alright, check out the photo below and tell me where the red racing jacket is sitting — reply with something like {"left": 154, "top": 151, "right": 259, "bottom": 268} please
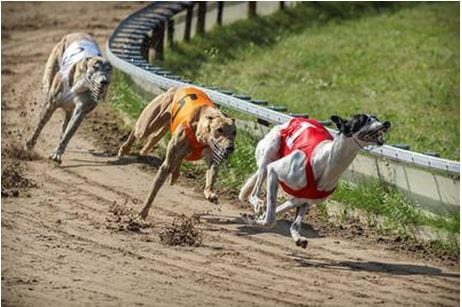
{"left": 278, "top": 117, "right": 335, "bottom": 199}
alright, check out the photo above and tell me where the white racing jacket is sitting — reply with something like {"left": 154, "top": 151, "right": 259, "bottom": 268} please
{"left": 60, "top": 39, "right": 102, "bottom": 81}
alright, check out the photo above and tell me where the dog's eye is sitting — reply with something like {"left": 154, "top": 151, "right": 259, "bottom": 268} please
{"left": 217, "top": 128, "right": 224, "bottom": 133}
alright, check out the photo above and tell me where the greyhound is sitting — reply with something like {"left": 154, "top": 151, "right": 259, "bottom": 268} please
{"left": 239, "top": 114, "right": 391, "bottom": 248}
{"left": 25, "top": 32, "right": 112, "bottom": 163}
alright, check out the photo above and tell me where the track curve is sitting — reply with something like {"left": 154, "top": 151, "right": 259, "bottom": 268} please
{"left": 1, "top": 3, "right": 459, "bottom": 306}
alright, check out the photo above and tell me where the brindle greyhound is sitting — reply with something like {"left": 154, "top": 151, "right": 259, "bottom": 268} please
{"left": 118, "top": 86, "right": 237, "bottom": 219}
{"left": 26, "top": 32, "right": 112, "bottom": 163}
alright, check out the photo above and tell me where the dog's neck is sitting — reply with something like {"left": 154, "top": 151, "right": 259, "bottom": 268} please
{"left": 314, "top": 133, "right": 363, "bottom": 191}
{"left": 195, "top": 107, "right": 212, "bottom": 145}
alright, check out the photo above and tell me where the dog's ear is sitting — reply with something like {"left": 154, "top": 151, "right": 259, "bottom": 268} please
{"left": 330, "top": 115, "right": 350, "bottom": 136}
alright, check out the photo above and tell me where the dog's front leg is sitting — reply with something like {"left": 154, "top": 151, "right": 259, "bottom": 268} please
{"left": 247, "top": 153, "right": 300, "bottom": 228}
{"left": 139, "top": 129, "right": 189, "bottom": 219}
{"left": 49, "top": 105, "right": 87, "bottom": 163}
{"left": 26, "top": 76, "right": 61, "bottom": 150}
{"left": 246, "top": 163, "right": 279, "bottom": 228}
{"left": 204, "top": 162, "right": 219, "bottom": 203}
{"left": 291, "top": 203, "right": 310, "bottom": 249}
{"left": 248, "top": 126, "right": 282, "bottom": 213}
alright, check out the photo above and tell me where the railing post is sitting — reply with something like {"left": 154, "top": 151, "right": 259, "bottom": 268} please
{"left": 151, "top": 22, "right": 165, "bottom": 61}
{"left": 167, "top": 18, "right": 174, "bottom": 47}
{"left": 184, "top": 4, "right": 193, "bottom": 42}
{"left": 280, "top": 1, "right": 285, "bottom": 10}
{"left": 217, "top": 1, "right": 224, "bottom": 25}
{"left": 248, "top": 1, "right": 257, "bottom": 18}
{"left": 142, "top": 29, "right": 153, "bottom": 60}
{"left": 197, "top": 2, "right": 207, "bottom": 35}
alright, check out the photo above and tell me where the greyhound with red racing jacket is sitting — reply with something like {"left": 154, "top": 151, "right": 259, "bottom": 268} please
{"left": 239, "top": 114, "right": 391, "bottom": 248}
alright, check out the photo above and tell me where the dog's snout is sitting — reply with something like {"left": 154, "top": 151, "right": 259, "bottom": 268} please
{"left": 226, "top": 145, "right": 235, "bottom": 154}
{"left": 100, "top": 79, "right": 108, "bottom": 86}
{"left": 383, "top": 121, "right": 391, "bottom": 130}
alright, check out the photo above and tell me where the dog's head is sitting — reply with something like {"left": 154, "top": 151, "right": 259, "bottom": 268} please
{"left": 74, "top": 56, "right": 112, "bottom": 102}
{"left": 199, "top": 109, "right": 237, "bottom": 165}
{"left": 85, "top": 57, "right": 112, "bottom": 102}
{"left": 331, "top": 114, "right": 391, "bottom": 146}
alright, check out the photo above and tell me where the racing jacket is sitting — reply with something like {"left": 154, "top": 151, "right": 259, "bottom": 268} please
{"left": 170, "top": 87, "right": 216, "bottom": 161}
{"left": 278, "top": 117, "right": 335, "bottom": 199}
{"left": 60, "top": 39, "right": 102, "bottom": 82}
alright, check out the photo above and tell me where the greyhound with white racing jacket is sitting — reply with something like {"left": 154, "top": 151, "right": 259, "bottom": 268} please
{"left": 239, "top": 114, "right": 391, "bottom": 248}
{"left": 25, "top": 32, "right": 112, "bottom": 163}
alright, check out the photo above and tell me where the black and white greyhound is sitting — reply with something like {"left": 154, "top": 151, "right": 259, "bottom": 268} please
{"left": 239, "top": 114, "right": 391, "bottom": 248}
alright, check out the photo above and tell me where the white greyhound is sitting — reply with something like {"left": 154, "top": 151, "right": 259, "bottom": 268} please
{"left": 239, "top": 114, "right": 391, "bottom": 248}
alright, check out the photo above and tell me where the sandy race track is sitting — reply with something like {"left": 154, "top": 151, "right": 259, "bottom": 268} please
{"left": 1, "top": 3, "right": 459, "bottom": 306}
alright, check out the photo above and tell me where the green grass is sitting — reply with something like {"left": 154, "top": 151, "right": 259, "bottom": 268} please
{"left": 333, "top": 180, "right": 459, "bottom": 235}
{"left": 160, "top": 2, "right": 460, "bottom": 160}
{"left": 110, "top": 71, "right": 149, "bottom": 117}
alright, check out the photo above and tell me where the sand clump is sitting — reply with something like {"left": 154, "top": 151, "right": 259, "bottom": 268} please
{"left": 2, "top": 139, "right": 41, "bottom": 161}
{"left": 106, "top": 200, "right": 152, "bottom": 233}
{"left": 1, "top": 160, "right": 36, "bottom": 197}
{"left": 159, "top": 214, "right": 203, "bottom": 247}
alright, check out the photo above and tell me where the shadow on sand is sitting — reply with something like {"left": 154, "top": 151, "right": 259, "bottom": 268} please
{"left": 60, "top": 150, "right": 163, "bottom": 169}
{"left": 289, "top": 253, "right": 460, "bottom": 278}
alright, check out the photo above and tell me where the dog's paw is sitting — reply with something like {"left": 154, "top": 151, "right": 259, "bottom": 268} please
{"left": 240, "top": 213, "right": 257, "bottom": 225}
{"left": 139, "top": 148, "right": 150, "bottom": 157}
{"left": 118, "top": 146, "right": 129, "bottom": 157}
{"left": 49, "top": 152, "right": 62, "bottom": 164}
{"left": 295, "top": 239, "right": 308, "bottom": 249}
{"left": 249, "top": 197, "right": 265, "bottom": 214}
{"left": 204, "top": 192, "right": 219, "bottom": 204}
{"left": 24, "top": 140, "right": 34, "bottom": 151}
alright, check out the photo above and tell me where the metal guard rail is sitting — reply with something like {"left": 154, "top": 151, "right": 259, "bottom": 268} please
{"left": 106, "top": 2, "right": 460, "bottom": 175}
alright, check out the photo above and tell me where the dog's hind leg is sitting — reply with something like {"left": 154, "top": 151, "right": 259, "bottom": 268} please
{"left": 139, "top": 125, "right": 168, "bottom": 156}
{"left": 169, "top": 164, "right": 181, "bottom": 186}
{"left": 139, "top": 127, "right": 190, "bottom": 219}
{"left": 118, "top": 130, "right": 136, "bottom": 157}
{"left": 238, "top": 172, "right": 257, "bottom": 203}
{"left": 26, "top": 102, "right": 57, "bottom": 150}
{"left": 42, "top": 39, "right": 65, "bottom": 98}
{"left": 275, "top": 198, "right": 305, "bottom": 216}
{"left": 26, "top": 76, "right": 64, "bottom": 150}
{"left": 134, "top": 87, "right": 176, "bottom": 140}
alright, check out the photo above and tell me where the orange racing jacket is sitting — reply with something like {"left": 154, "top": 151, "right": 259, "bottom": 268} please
{"left": 170, "top": 87, "right": 216, "bottom": 161}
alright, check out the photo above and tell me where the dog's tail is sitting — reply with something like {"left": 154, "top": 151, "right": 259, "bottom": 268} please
{"left": 238, "top": 172, "right": 257, "bottom": 203}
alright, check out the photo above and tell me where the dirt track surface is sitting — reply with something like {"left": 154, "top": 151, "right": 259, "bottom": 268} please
{"left": 1, "top": 3, "right": 459, "bottom": 306}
